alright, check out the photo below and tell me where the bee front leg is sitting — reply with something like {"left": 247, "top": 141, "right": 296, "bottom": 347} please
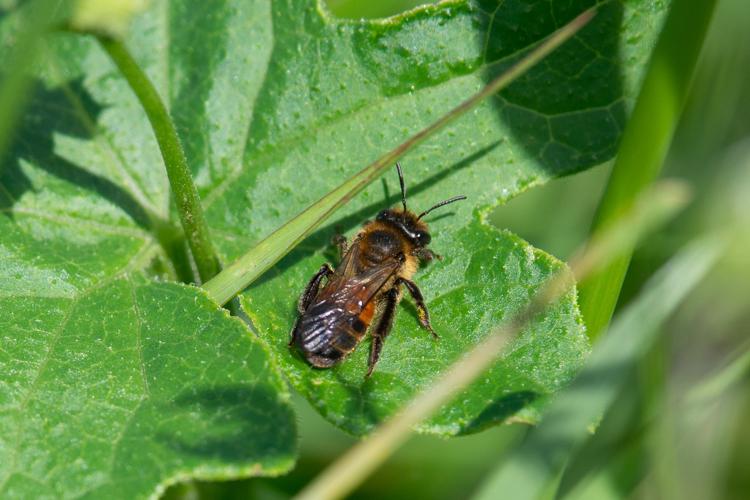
{"left": 332, "top": 232, "right": 348, "bottom": 260}
{"left": 367, "top": 287, "right": 400, "bottom": 377}
{"left": 397, "top": 277, "right": 438, "bottom": 338}
{"left": 415, "top": 248, "right": 442, "bottom": 262}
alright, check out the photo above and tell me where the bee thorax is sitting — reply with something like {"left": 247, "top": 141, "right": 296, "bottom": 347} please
{"left": 362, "top": 229, "right": 403, "bottom": 263}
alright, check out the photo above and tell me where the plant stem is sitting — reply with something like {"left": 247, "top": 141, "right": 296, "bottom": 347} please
{"left": 202, "top": 8, "right": 596, "bottom": 305}
{"left": 578, "top": 0, "right": 718, "bottom": 340}
{"left": 153, "top": 221, "right": 195, "bottom": 284}
{"left": 97, "top": 36, "right": 221, "bottom": 284}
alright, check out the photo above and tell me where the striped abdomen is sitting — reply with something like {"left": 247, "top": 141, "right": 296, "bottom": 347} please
{"left": 294, "top": 300, "right": 375, "bottom": 367}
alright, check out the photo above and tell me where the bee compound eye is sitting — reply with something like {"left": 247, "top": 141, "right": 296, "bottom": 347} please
{"left": 376, "top": 210, "right": 388, "bottom": 221}
{"left": 417, "top": 231, "right": 431, "bottom": 246}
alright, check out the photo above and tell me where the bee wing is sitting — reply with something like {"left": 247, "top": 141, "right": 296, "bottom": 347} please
{"left": 319, "top": 241, "right": 400, "bottom": 312}
{"left": 334, "top": 258, "right": 400, "bottom": 305}
{"left": 327, "top": 238, "right": 362, "bottom": 289}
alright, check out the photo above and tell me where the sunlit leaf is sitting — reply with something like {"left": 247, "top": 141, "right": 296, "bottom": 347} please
{"left": 0, "top": 278, "right": 295, "bottom": 498}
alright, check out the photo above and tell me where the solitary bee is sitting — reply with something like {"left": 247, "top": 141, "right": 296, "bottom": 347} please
{"left": 290, "top": 163, "right": 466, "bottom": 376}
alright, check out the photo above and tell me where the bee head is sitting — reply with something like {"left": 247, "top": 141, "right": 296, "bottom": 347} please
{"left": 375, "top": 162, "right": 466, "bottom": 248}
{"left": 376, "top": 209, "right": 431, "bottom": 247}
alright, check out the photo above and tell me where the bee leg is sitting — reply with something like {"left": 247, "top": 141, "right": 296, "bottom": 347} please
{"left": 298, "top": 263, "right": 333, "bottom": 311}
{"left": 415, "top": 248, "right": 442, "bottom": 262}
{"left": 298, "top": 264, "right": 334, "bottom": 315}
{"left": 367, "top": 287, "right": 400, "bottom": 377}
{"left": 332, "top": 232, "right": 348, "bottom": 259}
{"left": 397, "top": 277, "right": 438, "bottom": 338}
{"left": 288, "top": 319, "right": 300, "bottom": 348}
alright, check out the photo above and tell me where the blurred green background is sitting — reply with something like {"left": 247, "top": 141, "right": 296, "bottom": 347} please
{"left": 168, "top": 0, "right": 750, "bottom": 498}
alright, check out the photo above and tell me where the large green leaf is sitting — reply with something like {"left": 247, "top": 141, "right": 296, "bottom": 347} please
{"left": 246, "top": 218, "right": 588, "bottom": 435}
{"left": 0, "top": 2, "right": 294, "bottom": 494}
{"left": 203, "top": 0, "right": 666, "bottom": 259}
{"left": 0, "top": 277, "right": 295, "bottom": 498}
{"left": 219, "top": 0, "right": 666, "bottom": 436}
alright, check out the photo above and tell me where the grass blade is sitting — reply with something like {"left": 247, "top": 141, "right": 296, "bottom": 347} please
{"left": 578, "top": 0, "right": 719, "bottom": 340}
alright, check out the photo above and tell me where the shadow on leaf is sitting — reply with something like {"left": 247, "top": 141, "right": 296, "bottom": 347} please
{"left": 160, "top": 384, "right": 296, "bottom": 462}
{"left": 459, "top": 390, "right": 539, "bottom": 436}
{"left": 478, "top": 0, "right": 626, "bottom": 176}
{"left": 0, "top": 77, "right": 155, "bottom": 230}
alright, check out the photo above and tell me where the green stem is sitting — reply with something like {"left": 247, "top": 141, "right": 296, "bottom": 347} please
{"left": 578, "top": 0, "right": 718, "bottom": 340}
{"left": 97, "top": 36, "right": 221, "bottom": 284}
{"left": 202, "top": 8, "right": 595, "bottom": 306}
{"left": 153, "top": 221, "right": 194, "bottom": 284}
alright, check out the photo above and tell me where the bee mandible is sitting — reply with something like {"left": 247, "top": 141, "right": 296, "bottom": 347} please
{"left": 290, "top": 163, "right": 466, "bottom": 376}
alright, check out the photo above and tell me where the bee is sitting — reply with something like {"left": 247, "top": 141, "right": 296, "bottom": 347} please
{"left": 290, "top": 163, "right": 466, "bottom": 376}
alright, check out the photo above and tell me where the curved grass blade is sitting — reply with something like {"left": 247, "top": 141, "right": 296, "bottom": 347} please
{"left": 578, "top": 0, "right": 719, "bottom": 339}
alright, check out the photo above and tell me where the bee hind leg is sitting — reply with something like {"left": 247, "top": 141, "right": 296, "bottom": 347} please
{"left": 367, "top": 287, "right": 400, "bottom": 377}
{"left": 397, "top": 277, "right": 438, "bottom": 339}
{"left": 298, "top": 263, "right": 334, "bottom": 314}
{"left": 288, "top": 319, "right": 300, "bottom": 347}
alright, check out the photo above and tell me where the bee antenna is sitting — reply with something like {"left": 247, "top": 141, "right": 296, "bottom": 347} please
{"left": 417, "top": 195, "right": 467, "bottom": 220}
{"left": 396, "top": 162, "right": 407, "bottom": 212}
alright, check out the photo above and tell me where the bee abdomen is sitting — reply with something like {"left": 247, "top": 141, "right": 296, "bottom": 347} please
{"left": 336, "top": 322, "right": 357, "bottom": 342}
{"left": 295, "top": 298, "right": 376, "bottom": 367}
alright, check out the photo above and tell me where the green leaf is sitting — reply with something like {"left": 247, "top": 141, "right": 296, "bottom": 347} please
{"left": 1, "top": 2, "right": 297, "bottom": 493}
{"left": 211, "top": 0, "right": 667, "bottom": 436}
{"left": 246, "top": 218, "right": 588, "bottom": 436}
{"left": 0, "top": 277, "right": 296, "bottom": 498}
{"left": 202, "top": 0, "right": 669, "bottom": 261}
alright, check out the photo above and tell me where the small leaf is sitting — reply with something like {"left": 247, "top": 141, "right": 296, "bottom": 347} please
{"left": 244, "top": 217, "right": 589, "bottom": 436}
{"left": 0, "top": 277, "right": 296, "bottom": 499}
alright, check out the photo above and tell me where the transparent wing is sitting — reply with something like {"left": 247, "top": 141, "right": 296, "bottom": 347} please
{"left": 318, "top": 242, "right": 400, "bottom": 313}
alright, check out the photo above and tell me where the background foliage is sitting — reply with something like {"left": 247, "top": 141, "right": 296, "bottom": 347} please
{"left": 0, "top": 0, "right": 747, "bottom": 498}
